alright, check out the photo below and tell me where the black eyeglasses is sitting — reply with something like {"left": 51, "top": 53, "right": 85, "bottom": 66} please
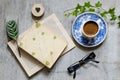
{"left": 67, "top": 52, "right": 99, "bottom": 79}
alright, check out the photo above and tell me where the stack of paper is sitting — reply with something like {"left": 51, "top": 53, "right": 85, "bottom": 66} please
{"left": 8, "top": 14, "right": 75, "bottom": 77}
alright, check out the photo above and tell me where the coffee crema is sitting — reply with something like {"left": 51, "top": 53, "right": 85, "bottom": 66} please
{"left": 83, "top": 21, "right": 98, "bottom": 36}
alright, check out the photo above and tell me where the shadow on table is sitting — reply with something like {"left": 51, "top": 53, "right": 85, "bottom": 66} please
{"left": 31, "top": 13, "right": 44, "bottom": 21}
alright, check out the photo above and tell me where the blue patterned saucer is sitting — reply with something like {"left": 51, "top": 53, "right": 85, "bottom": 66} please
{"left": 72, "top": 12, "right": 107, "bottom": 47}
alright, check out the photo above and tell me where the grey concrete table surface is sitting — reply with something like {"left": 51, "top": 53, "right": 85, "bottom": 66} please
{"left": 0, "top": 0, "right": 120, "bottom": 80}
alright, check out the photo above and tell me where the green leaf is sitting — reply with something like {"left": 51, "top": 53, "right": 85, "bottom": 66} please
{"left": 88, "top": 8, "right": 95, "bottom": 12}
{"left": 80, "top": 6, "right": 85, "bottom": 13}
{"left": 64, "top": 14, "right": 67, "bottom": 17}
{"left": 110, "top": 14, "right": 117, "bottom": 20}
{"left": 72, "top": 9, "right": 78, "bottom": 16}
{"left": 95, "top": 1, "right": 102, "bottom": 7}
{"left": 64, "top": 13, "right": 71, "bottom": 17}
{"left": 72, "top": 3, "right": 84, "bottom": 16}
{"left": 108, "top": 8, "right": 116, "bottom": 20}
{"left": 76, "top": 3, "right": 81, "bottom": 10}
{"left": 108, "top": 8, "right": 115, "bottom": 15}
{"left": 100, "top": 11, "right": 108, "bottom": 18}
{"left": 118, "top": 15, "right": 120, "bottom": 20}
{"left": 6, "top": 20, "right": 18, "bottom": 40}
{"left": 84, "top": 1, "right": 91, "bottom": 8}
{"left": 117, "top": 22, "right": 120, "bottom": 28}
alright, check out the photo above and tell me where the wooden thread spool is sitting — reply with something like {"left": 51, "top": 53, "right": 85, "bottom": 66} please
{"left": 32, "top": 4, "right": 44, "bottom": 17}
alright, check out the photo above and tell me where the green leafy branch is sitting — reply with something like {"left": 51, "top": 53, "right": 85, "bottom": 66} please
{"left": 64, "top": 1, "right": 120, "bottom": 28}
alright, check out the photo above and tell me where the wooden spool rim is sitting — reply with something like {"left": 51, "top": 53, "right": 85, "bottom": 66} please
{"left": 32, "top": 4, "right": 44, "bottom": 17}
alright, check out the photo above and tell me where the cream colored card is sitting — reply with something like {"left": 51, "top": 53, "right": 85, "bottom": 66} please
{"left": 8, "top": 14, "right": 75, "bottom": 77}
{"left": 19, "top": 23, "right": 67, "bottom": 68}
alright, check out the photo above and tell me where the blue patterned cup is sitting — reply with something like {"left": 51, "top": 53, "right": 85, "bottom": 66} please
{"left": 72, "top": 12, "right": 107, "bottom": 47}
{"left": 81, "top": 20, "right": 100, "bottom": 43}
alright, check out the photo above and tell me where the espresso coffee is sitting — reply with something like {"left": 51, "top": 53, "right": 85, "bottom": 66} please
{"left": 83, "top": 21, "right": 98, "bottom": 36}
